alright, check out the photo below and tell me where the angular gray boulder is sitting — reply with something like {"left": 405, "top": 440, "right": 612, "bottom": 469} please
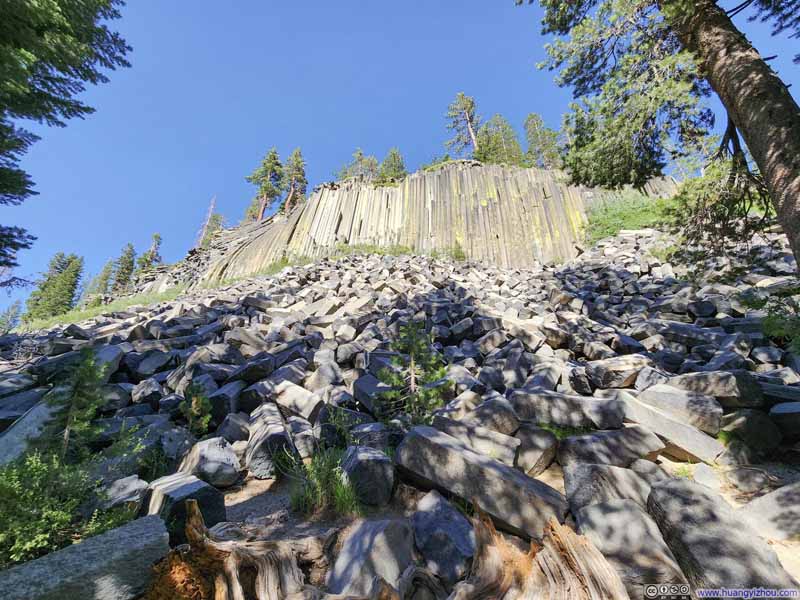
{"left": 647, "top": 478, "right": 797, "bottom": 590}
{"left": 620, "top": 390, "right": 724, "bottom": 464}
{"left": 737, "top": 481, "right": 800, "bottom": 541}
{"left": 141, "top": 472, "right": 226, "bottom": 545}
{"left": 326, "top": 518, "right": 415, "bottom": 596}
{"left": 0, "top": 515, "right": 169, "bottom": 600}
{"left": 341, "top": 445, "right": 394, "bottom": 506}
{"left": 563, "top": 463, "right": 651, "bottom": 513}
{"left": 395, "top": 426, "right": 567, "bottom": 540}
{"left": 509, "top": 388, "right": 624, "bottom": 429}
{"left": 432, "top": 414, "right": 520, "bottom": 465}
{"left": 557, "top": 424, "right": 664, "bottom": 467}
{"left": 638, "top": 384, "right": 722, "bottom": 435}
{"left": 668, "top": 370, "right": 764, "bottom": 408}
{"left": 180, "top": 436, "right": 240, "bottom": 488}
{"left": 576, "top": 500, "right": 687, "bottom": 599}
{"left": 514, "top": 423, "right": 557, "bottom": 475}
{"left": 411, "top": 490, "right": 475, "bottom": 589}
{"left": 585, "top": 354, "right": 651, "bottom": 388}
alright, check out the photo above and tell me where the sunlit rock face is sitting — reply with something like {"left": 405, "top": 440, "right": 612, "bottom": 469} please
{"left": 138, "top": 162, "right": 676, "bottom": 293}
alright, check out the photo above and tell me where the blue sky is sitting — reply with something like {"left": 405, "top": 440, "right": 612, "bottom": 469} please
{"left": 5, "top": 1, "right": 799, "bottom": 309}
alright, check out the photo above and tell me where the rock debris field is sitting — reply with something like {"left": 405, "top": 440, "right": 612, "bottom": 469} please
{"left": 1, "top": 228, "right": 799, "bottom": 599}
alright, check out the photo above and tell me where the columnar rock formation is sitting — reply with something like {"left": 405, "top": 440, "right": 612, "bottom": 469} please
{"left": 138, "top": 163, "right": 676, "bottom": 292}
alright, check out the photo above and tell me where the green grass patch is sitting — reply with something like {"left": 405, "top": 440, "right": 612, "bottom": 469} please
{"left": 716, "top": 429, "right": 739, "bottom": 447}
{"left": 287, "top": 448, "right": 362, "bottom": 517}
{"left": 18, "top": 287, "right": 187, "bottom": 332}
{"left": 585, "top": 190, "right": 679, "bottom": 246}
{"left": 333, "top": 243, "right": 414, "bottom": 257}
{"left": 536, "top": 422, "right": 594, "bottom": 440}
{"left": 673, "top": 464, "right": 693, "bottom": 478}
{"left": 255, "top": 254, "right": 314, "bottom": 277}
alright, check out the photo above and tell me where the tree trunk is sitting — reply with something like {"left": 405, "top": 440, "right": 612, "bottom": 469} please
{"left": 449, "top": 508, "right": 629, "bottom": 599}
{"left": 257, "top": 194, "right": 268, "bottom": 221}
{"left": 466, "top": 112, "right": 479, "bottom": 154}
{"left": 660, "top": 0, "right": 800, "bottom": 262}
{"left": 284, "top": 182, "right": 296, "bottom": 214}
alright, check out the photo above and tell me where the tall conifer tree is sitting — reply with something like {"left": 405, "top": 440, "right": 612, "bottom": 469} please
{"left": 111, "top": 243, "right": 135, "bottom": 295}
{"left": 282, "top": 148, "right": 308, "bottom": 212}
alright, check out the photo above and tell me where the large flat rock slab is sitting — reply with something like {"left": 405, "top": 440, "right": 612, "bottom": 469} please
{"left": 0, "top": 516, "right": 169, "bottom": 600}
{"left": 647, "top": 479, "right": 797, "bottom": 590}
{"left": 618, "top": 390, "right": 724, "bottom": 464}
{"left": 557, "top": 424, "right": 664, "bottom": 467}
{"left": 737, "top": 481, "right": 800, "bottom": 541}
{"left": 509, "top": 388, "right": 624, "bottom": 429}
{"left": 576, "top": 499, "right": 687, "bottom": 599}
{"left": 395, "top": 425, "right": 567, "bottom": 540}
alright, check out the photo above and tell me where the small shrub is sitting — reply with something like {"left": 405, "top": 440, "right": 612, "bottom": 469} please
{"left": 287, "top": 448, "right": 361, "bottom": 517}
{"left": 673, "top": 464, "right": 693, "bottom": 478}
{"left": 378, "top": 320, "right": 450, "bottom": 424}
{"left": 740, "top": 285, "right": 800, "bottom": 354}
{"left": 0, "top": 452, "right": 134, "bottom": 568}
{"left": 179, "top": 383, "right": 212, "bottom": 436}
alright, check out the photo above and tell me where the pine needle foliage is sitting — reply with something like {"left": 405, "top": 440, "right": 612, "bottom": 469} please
{"left": 377, "top": 320, "right": 449, "bottom": 424}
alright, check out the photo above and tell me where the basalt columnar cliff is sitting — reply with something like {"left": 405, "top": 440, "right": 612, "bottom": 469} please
{"left": 138, "top": 162, "right": 676, "bottom": 292}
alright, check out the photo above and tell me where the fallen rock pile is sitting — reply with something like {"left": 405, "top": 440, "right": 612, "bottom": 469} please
{"left": 1, "top": 227, "right": 799, "bottom": 598}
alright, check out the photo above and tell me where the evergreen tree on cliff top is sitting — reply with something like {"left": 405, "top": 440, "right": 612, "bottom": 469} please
{"left": 445, "top": 93, "right": 482, "bottom": 158}
{"left": 517, "top": 0, "right": 800, "bottom": 259}
{"left": 377, "top": 148, "right": 408, "bottom": 184}
{"left": 0, "top": 1, "right": 130, "bottom": 287}
{"left": 111, "top": 243, "right": 135, "bottom": 294}
{"left": 474, "top": 115, "right": 526, "bottom": 167}
{"left": 338, "top": 148, "right": 379, "bottom": 181}
{"left": 282, "top": 148, "right": 308, "bottom": 213}
{"left": 135, "top": 233, "right": 163, "bottom": 274}
{"left": 246, "top": 148, "right": 283, "bottom": 221}
{"left": 524, "top": 113, "right": 562, "bottom": 170}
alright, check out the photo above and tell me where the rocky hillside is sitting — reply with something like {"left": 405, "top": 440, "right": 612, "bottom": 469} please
{"left": 0, "top": 228, "right": 799, "bottom": 599}
{"left": 136, "top": 162, "right": 677, "bottom": 293}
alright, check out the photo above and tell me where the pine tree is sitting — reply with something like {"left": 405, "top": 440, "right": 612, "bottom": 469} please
{"left": 445, "top": 93, "right": 482, "bottom": 157}
{"left": 0, "top": 1, "right": 130, "bottom": 286}
{"left": 0, "top": 300, "right": 21, "bottom": 334}
{"left": 23, "top": 253, "right": 83, "bottom": 322}
{"left": 24, "top": 253, "right": 70, "bottom": 321}
{"left": 519, "top": 0, "right": 800, "bottom": 260}
{"left": 337, "top": 148, "right": 379, "bottom": 181}
{"left": 111, "top": 243, "right": 135, "bottom": 295}
{"left": 87, "top": 260, "right": 114, "bottom": 296}
{"left": 246, "top": 148, "right": 284, "bottom": 221}
{"left": 282, "top": 148, "right": 308, "bottom": 213}
{"left": 377, "top": 148, "right": 408, "bottom": 184}
{"left": 135, "top": 233, "right": 163, "bottom": 274}
{"left": 524, "top": 113, "right": 562, "bottom": 169}
{"left": 474, "top": 115, "right": 526, "bottom": 167}
{"left": 200, "top": 214, "right": 224, "bottom": 248}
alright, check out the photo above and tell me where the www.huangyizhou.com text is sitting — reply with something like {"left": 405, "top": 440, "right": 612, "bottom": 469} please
{"left": 696, "top": 588, "right": 800, "bottom": 599}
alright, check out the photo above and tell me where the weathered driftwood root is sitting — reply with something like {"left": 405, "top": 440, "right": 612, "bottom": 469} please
{"left": 144, "top": 500, "right": 440, "bottom": 600}
{"left": 145, "top": 500, "right": 626, "bottom": 600}
{"left": 448, "top": 508, "right": 630, "bottom": 600}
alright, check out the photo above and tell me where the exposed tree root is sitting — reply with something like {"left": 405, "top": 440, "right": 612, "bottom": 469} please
{"left": 449, "top": 507, "right": 630, "bottom": 600}
{"left": 145, "top": 500, "right": 627, "bottom": 600}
